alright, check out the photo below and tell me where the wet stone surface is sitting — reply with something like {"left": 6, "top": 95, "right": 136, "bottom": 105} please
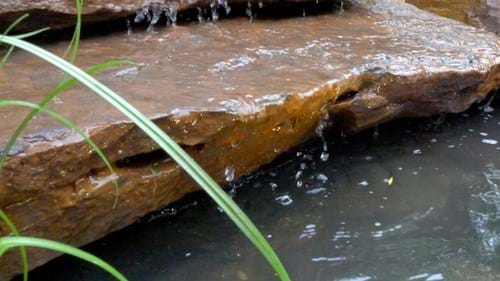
{"left": 405, "top": 0, "right": 500, "bottom": 34}
{"left": 0, "top": 0, "right": 341, "bottom": 31}
{"left": 0, "top": 0, "right": 499, "bottom": 278}
{"left": 22, "top": 95, "right": 500, "bottom": 281}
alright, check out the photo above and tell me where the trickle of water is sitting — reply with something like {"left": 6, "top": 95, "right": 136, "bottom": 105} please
{"left": 135, "top": 6, "right": 149, "bottom": 23}
{"left": 225, "top": 166, "right": 235, "bottom": 182}
{"left": 126, "top": 19, "right": 133, "bottom": 35}
{"left": 165, "top": 5, "right": 178, "bottom": 26}
{"left": 210, "top": 1, "right": 219, "bottom": 22}
{"left": 482, "top": 92, "right": 497, "bottom": 113}
{"left": 219, "top": 0, "right": 231, "bottom": 15}
{"left": 315, "top": 111, "right": 331, "bottom": 162}
{"left": 150, "top": 3, "right": 163, "bottom": 25}
{"left": 246, "top": 2, "right": 253, "bottom": 20}
{"left": 197, "top": 7, "right": 204, "bottom": 23}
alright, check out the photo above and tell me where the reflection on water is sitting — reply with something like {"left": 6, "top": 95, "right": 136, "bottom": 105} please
{"left": 25, "top": 100, "right": 500, "bottom": 280}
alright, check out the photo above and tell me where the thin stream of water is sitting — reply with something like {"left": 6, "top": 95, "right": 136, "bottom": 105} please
{"left": 24, "top": 99, "right": 500, "bottom": 281}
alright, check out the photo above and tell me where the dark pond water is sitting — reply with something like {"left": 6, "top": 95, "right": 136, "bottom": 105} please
{"left": 24, "top": 96, "right": 500, "bottom": 281}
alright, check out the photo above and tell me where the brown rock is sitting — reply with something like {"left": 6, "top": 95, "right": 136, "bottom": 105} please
{"left": 0, "top": 0, "right": 341, "bottom": 31}
{"left": 0, "top": 0, "right": 499, "bottom": 279}
{"left": 405, "top": 0, "right": 500, "bottom": 34}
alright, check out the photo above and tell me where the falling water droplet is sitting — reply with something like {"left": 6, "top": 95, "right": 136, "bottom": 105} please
{"left": 246, "top": 2, "right": 253, "bottom": 20}
{"left": 225, "top": 166, "right": 235, "bottom": 182}
{"left": 210, "top": 0, "right": 219, "bottom": 22}
{"left": 197, "top": 7, "right": 204, "bottom": 23}
{"left": 320, "top": 151, "right": 329, "bottom": 161}
{"left": 126, "top": 19, "right": 133, "bottom": 35}
{"left": 315, "top": 111, "right": 330, "bottom": 162}
{"left": 219, "top": 0, "right": 231, "bottom": 14}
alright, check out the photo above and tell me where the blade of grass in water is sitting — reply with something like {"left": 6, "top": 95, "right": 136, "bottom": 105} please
{"left": 0, "top": 99, "right": 117, "bottom": 206}
{"left": 0, "top": 237, "right": 127, "bottom": 281}
{"left": 0, "top": 210, "right": 28, "bottom": 281}
{"left": 0, "top": 35, "right": 292, "bottom": 281}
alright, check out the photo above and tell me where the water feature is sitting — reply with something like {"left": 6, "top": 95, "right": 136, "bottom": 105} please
{"left": 20, "top": 94, "right": 500, "bottom": 280}
{"left": 1, "top": 0, "right": 499, "bottom": 278}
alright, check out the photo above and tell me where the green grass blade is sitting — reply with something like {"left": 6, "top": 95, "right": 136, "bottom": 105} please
{"left": 0, "top": 46, "right": 15, "bottom": 68}
{"left": 0, "top": 237, "right": 127, "bottom": 281}
{"left": 64, "top": 0, "right": 82, "bottom": 63}
{"left": 2, "top": 14, "right": 29, "bottom": 36}
{"left": 12, "top": 27, "right": 50, "bottom": 40}
{"left": 0, "top": 60, "right": 133, "bottom": 208}
{"left": 0, "top": 35, "right": 291, "bottom": 281}
{"left": 0, "top": 210, "right": 28, "bottom": 281}
{"left": 0, "top": 100, "right": 118, "bottom": 207}
{"left": 1, "top": 26, "right": 50, "bottom": 68}
{"left": 0, "top": 13, "right": 29, "bottom": 69}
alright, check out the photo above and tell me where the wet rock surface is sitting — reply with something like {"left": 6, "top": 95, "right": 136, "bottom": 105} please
{"left": 0, "top": 0, "right": 499, "bottom": 278}
{"left": 405, "top": 0, "right": 500, "bottom": 34}
{"left": 0, "top": 0, "right": 341, "bottom": 31}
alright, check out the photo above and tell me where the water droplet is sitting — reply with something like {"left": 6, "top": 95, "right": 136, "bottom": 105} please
{"left": 225, "top": 166, "right": 235, "bottom": 182}
{"left": 320, "top": 151, "right": 329, "bottom": 161}
{"left": 358, "top": 181, "right": 368, "bottom": 187}
{"left": 275, "top": 194, "right": 293, "bottom": 206}
{"left": 316, "top": 173, "right": 329, "bottom": 182}
{"left": 296, "top": 180, "right": 303, "bottom": 188}
{"left": 482, "top": 139, "right": 498, "bottom": 145}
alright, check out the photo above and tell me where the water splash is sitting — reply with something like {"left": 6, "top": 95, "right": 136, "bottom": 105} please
{"left": 469, "top": 168, "right": 500, "bottom": 256}
{"left": 275, "top": 194, "right": 293, "bottom": 206}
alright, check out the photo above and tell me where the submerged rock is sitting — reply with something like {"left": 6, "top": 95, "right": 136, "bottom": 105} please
{"left": 0, "top": 0, "right": 499, "bottom": 278}
{"left": 405, "top": 0, "right": 500, "bottom": 34}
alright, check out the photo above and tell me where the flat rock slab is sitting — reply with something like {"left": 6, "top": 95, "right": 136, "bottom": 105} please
{"left": 0, "top": 0, "right": 499, "bottom": 278}
{"left": 406, "top": 0, "right": 500, "bottom": 34}
{"left": 0, "top": 0, "right": 340, "bottom": 31}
